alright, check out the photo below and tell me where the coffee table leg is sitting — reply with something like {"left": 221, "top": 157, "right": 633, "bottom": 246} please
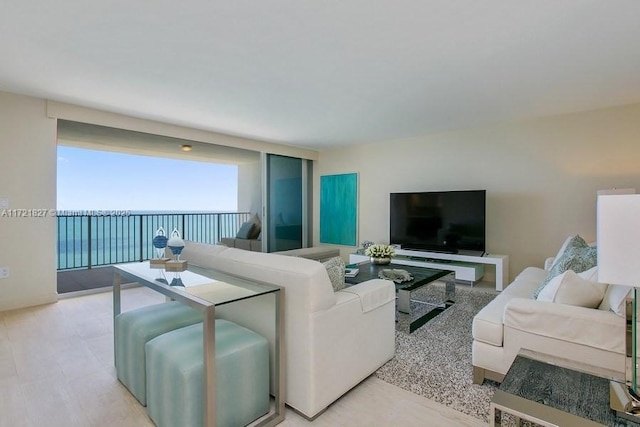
{"left": 398, "top": 289, "right": 410, "bottom": 314}
{"left": 445, "top": 277, "right": 455, "bottom": 303}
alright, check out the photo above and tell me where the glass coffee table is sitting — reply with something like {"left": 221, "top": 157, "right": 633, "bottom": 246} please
{"left": 346, "top": 261, "right": 453, "bottom": 333}
{"left": 113, "top": 261, "right": 285, "bottom": 427}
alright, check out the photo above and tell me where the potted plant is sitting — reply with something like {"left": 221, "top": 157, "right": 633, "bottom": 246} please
{"left": 365, "top": 244, "right": 396, "bottom": 265}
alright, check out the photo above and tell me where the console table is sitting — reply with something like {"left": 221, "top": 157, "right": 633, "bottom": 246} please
{"left": 350, "top": 249, "right": 509, "bottom": 291}
{"left": 113, "top": 261, "right": 285, "bottom": 427}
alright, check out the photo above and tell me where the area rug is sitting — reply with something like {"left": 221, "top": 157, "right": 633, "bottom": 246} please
{"left": 375, "top": 283, "right": 499, "bottom": 423}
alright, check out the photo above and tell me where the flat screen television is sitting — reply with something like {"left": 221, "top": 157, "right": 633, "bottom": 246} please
{"left": 390, "top": 190, "right": 486, "bottom": 255}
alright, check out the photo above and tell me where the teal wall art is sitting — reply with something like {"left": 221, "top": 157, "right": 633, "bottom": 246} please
{"left": 320, "top": 172, "right": 358, "bottom": 246}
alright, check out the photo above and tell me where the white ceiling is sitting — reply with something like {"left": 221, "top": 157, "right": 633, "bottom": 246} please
{"left": 2, "top": 1, "right": 640, "bottom": 150}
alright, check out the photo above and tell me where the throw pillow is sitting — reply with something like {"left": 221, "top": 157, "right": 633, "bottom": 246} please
{"left": 598, "top": 284, "right": 632, "bottom": 316}
{"left": 248, "top": 213, "right": 262, "bottom": 239}
{"left": 536, "top": 270, "right": 607, "bottom": 308}
{"left": 235, "top": 221, "right": 255, "bottom": 239}
{"left": 551, "top": 235, "right": 590, "bottom": 267}
{"left": 578, "top": 266, "right": 599, "bottom": 282}
{"left": 323, "top": 256, "right": 346, "bottom": 291}
{"left": 533, "top": 245, "right": 597, "bottom": 299}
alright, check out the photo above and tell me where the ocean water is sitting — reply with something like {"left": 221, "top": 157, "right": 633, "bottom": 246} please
{"left": 56, "top": 211, "right": 250, "bottom": 270}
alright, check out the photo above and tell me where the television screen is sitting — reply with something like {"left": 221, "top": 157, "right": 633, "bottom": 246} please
{"left": 390, "top": 190, "right": 486, "bottom": 255}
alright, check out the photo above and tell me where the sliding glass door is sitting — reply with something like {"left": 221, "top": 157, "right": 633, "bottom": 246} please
{"left": 263, "top": 154, "right": 310, "bottom": 252}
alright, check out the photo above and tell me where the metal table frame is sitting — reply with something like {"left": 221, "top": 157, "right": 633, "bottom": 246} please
{"left": 113, "top": 262, "right": 285, "bottom": 427}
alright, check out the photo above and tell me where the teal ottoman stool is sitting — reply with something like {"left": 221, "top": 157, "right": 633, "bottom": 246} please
{"left": 145, "top": 319, "right": 270, "bottom": 427}
{"left": 115, "top": 301, "right": 202, "bottom": 405}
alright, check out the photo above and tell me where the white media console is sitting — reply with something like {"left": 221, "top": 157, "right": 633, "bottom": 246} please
{"left": 349, "top": 248, "right": 509, "bottom": 291}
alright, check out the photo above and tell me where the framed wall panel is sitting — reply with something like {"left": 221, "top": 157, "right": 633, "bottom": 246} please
{"left": 320, "top": 172, "right": 358, "bottom": 246}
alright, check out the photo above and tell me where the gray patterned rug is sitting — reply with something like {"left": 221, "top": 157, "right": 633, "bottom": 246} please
{"left": 375, "top": 283, "right": 499, "bottom": 423}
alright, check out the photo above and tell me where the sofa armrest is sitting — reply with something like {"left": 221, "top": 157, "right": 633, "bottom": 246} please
{"left": 504, "top": 298, "right": 625, "bottom": 353}
{"left": 339, "top": 279, "right": 395, "bottom": 313}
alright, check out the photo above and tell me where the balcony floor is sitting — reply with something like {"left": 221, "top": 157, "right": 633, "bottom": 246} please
{"left": 57, "top": 266, "right": 115, "bottom": 294}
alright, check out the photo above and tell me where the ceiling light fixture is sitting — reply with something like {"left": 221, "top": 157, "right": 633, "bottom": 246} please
{"left": 181, "top": 144, "right": 192, "bottom": 152}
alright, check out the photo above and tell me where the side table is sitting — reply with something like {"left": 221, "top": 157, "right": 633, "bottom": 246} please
{"left": 491, "top": 351, "right": 639, "bottom": 427}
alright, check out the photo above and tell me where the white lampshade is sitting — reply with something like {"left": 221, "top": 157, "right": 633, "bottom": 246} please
{"left": 597, "top": 194, "right": 640, "bottom": 287}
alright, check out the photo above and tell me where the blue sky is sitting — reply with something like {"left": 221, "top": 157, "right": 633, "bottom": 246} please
{"left": 57, "top": 146, "right": 238, "bottom": 211}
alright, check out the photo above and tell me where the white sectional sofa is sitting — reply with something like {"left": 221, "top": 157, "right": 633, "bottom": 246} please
{"left": 472, "top": 254, "right": 627, "bottom": 384}
{"left": 180, "top": 241, "right": 396, "bottom": 419}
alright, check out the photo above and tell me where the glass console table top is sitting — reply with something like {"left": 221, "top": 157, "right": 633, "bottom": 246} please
{"left": 115, "top": 261, "right": 279, "bottom": 306}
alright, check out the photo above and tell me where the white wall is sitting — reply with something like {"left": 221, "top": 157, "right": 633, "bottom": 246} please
{"left": 238, "top": 160, "right": 262, "bottom": 216}
{"left": 314, "top": 103, "right": 640, "bottom": 280}
{"left": 0, "top": 92, "right": 58, "bottom": 310}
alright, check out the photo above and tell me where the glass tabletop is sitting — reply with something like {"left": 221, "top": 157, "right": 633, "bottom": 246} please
{"left": 500, "top": 355, "right": 640, "bottom": 426}
{"left": 115, "top": 261, "right": 279, "bottom": 306}
{"left": 345, "top": 261, "right": 450, "bottom": 291}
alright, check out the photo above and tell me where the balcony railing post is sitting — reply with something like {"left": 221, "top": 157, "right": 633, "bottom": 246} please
{"left": 87, "top": 217, "right": 92, "bottom": 269}
{"left": 139, "top": 214, "right": 143, "bottom": 262}
{"left": 182, "top": 215, "right": 186, "bottom": 241}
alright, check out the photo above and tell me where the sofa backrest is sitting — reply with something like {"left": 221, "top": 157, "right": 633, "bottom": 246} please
{"left": 179, "top": 241, "right": 228, "bottom": 267}
{"left": 181, "top": 241, "right": 337, "bottom": 313}
{"left": 211, "top": 248, "right": 337, "bottom": 313}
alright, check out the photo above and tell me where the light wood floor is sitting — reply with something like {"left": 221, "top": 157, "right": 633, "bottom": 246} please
{"left": 0, "top": 287, "right": 487, "bottom": 427}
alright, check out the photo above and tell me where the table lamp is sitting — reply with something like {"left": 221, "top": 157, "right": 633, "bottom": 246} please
{"left": 597, "top": 194, "right": 640, "bottom": 419}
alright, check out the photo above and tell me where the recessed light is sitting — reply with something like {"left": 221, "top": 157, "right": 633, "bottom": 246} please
{"left": 181, "top": 144, "right": 192, "bottom": 152}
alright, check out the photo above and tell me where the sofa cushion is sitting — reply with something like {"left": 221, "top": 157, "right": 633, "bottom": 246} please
{"left": 536, "top": 270, "right": 607, "bottom": 308}
{"left": 236, "top": 221, "right": 255, "bottom": 239}
{"left": 533, "top": 245, "right": 598, "bottom": 299}
{"left": 323, "top": 256, "right": 346, "bottom": 291}
{"left": 504, "top": 298, "right": 625, "bottom": 354}
{"left": 598, "top": 284, "right": 632, "bottom": 316}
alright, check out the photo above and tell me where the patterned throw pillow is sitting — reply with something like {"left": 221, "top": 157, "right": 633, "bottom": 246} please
{"left": 550, "top": 235, "right": 589, "bottom": 266}
{"left": 323, "top": 256, "right": 346, "bottom": 291}
{"left": 534, "top": 245, "right": 598, "bottom": 299}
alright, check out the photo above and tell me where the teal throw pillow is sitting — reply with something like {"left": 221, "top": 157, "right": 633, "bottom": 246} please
{"left": 235, "top": 221, "right": 255, "bottom": 239}
{"left": 534, "top": 245, "right": 598, "bottom": 299}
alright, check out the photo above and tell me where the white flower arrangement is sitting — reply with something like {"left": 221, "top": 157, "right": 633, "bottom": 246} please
{"left": 365, "top": 244, "right": 396, "bottom": 258}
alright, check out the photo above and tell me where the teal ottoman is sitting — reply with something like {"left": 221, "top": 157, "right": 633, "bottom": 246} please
{"left": 145, "top": 319, "right": 270, "bottom": 427}
{"left": 115, "top": 301, "right": 202, "bottom": 405}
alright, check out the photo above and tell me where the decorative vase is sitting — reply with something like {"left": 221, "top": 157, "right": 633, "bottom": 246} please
{"left": 372, "top": 257, "right": 391, "bottom": 265}
{"left": 167, "top": 228, "right": 185, "bottom": 261}
{"left": 152, "top": 227, "right": 169, "bottom": 259}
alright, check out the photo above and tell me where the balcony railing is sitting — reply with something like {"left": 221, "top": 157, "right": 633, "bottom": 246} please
{"left": 56, "top": 212, "right": 251, "bottom": 270}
